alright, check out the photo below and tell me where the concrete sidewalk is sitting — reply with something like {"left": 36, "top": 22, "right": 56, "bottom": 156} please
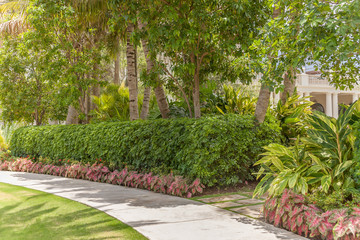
{"left": 0, "top": 171, "right": 307, "bottom": 240}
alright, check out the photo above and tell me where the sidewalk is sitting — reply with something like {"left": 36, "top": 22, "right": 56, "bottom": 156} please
{"left": 0, "top": 171, "right": 307, "bottom": 240}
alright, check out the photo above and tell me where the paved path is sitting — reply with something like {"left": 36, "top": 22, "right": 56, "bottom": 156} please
{"left": 0, "top": 171, "right": 307, "bottom": 240}
{"left": 194, "top": 191, "right": 266, "bottom": 219}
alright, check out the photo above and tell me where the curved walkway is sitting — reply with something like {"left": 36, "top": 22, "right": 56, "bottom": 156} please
{"left": 0, "top": 171, "right": 307, "bottom": 240}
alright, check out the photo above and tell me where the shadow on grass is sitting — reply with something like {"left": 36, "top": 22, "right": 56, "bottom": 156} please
{"left": 0, "top": 191, "right": 142, "bottom": 240}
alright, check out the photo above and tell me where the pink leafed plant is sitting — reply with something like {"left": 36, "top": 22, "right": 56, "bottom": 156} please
{"left": 0, "top": 157, "right": 205, "bottom": 198}
{"left": 263, "top": 189, "right": 360, "bottom": 240}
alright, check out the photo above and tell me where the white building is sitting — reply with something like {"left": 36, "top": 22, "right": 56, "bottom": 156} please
{"left": 292, "top": 73, "right": 359, "bottom": 118}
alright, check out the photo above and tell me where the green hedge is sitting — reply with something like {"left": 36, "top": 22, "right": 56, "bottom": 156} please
{"left": 10, "top": 114, "right": 280, "bottom": 186}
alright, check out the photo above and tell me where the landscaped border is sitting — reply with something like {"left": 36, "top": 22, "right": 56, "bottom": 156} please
{"left": 263, "top": 189, "right": 360, "bottom": 240}
{"left": 0, "top": 157, "right": 204, "bottom": 198}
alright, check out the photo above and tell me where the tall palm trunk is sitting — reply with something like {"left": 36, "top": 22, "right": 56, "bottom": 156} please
{"left": 91, "top": 84, "right": 100, "bottom": 111}
{"left": 140, "top": 87, "right": 151, "bottom": 119}
{"left": 66, "top": 105, "right": 79, "bottom": 124}
{"left": 126, "top": 23, "right": 139, "bottom": 121}
{"left": 114, "top": 53, "right": 120, "bottom": 85}
{"left": 139, "top": 21, "right": 170, "bottom": 118}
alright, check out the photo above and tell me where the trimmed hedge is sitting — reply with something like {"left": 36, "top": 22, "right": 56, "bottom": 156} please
{"left": 10, "top": 114, "right": 280, "bottom": 186}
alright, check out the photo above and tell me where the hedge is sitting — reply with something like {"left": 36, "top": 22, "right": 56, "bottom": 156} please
{"left": 10, "top": 114, "right": 281, "bottom": 186}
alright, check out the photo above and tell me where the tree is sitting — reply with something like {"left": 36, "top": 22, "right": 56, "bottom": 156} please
{"left": 0, "top": 32, "right": 68, "bottom": 124}
{"left": 254, "top": 0, "right": 360, "bottom": 122}
{"left": 145, "top": 0, "right": 269, "bottom": 118}
{"left": 254, "top": 4, "right": 279, "bottom": 123}
{"left": 0, "top": 0, "right": 111, "bottom": 124}
{"left": 138, "top": 20, "right": 170, "bottom": 118}
{"left": 126, "top": 22, "right": 139, "bottom": 120}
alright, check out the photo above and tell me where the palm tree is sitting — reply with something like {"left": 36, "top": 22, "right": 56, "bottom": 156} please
{"left": 73, "top": 0, "right": 170, "bottom": 119}
{"left": 138, "top": 21, "right": 169, "bottom": 119}
{"left": 1, "top": 0, "right": 170, "bottom": 120}
{"left": 0, "top": 0, "right": 110, "bottom": 124}
{"left": 0, "top": 0, "right": 28, "bottom": 37}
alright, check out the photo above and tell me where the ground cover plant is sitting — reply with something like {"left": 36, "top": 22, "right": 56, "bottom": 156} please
{"left": 10, "top": 114, "right": 280, "bottom": 186}
{"left": 254, "top": 102, "right": 360, "bottom": 239}
{"left": 0, "top": 182, "right": 147, "bottom": 240}
{"left": 0, "top": 156, "right": 204, "bottom": 198}
{"left": 264, "top": 189, "right": 360, "bottom": 240}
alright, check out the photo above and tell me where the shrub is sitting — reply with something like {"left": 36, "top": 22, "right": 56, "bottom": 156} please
{"left": 0, "top": 157, "right": 204, "bottom": 198}
{"left": 10, "top": 114, "right": 280, "bottom": 186}
{"left": 264, "top": 189, "right": 360, "bottom": 240}
{"left": 270, "top": 93, "right": 313, "bottom": 144}
{"left": 307, "top": 188, "right": 360, "bottom": 211}
{"left": 254, "top": 105, "right": 356, "bottom": 198}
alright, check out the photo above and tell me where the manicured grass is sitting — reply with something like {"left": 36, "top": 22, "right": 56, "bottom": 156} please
{"left": 0, "top": 183, "right": 147, "bottom": 240}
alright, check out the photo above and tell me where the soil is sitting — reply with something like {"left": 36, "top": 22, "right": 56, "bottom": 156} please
{"left": 196, "top": 181, "right": 259, "bottom": 197}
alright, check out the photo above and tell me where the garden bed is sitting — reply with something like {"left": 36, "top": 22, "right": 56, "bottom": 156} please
{"left": 264, "top": 189, "right": 360, "bottom": 240}
{"left": 0, "top": 157, "right": 204, "bottom": 198}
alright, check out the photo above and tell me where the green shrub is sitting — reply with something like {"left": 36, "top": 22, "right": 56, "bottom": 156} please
{"left": 254, "top": 105, "right": 356, "bottom": 198}
{"left": 10, "top": 114, "right": 280, "bottom": 186}
{"left": 270, "top": 93, "right": 313, "bottom": 144}
{"left": 307, "top": 188, "right": 360, "bottom": 211}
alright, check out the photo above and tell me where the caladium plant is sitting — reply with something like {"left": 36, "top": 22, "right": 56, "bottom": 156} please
{"left": 264, "top": 189, "right": 360, "bottom": 240}
{"left": 0, "top": 157, "right": 205, "bottom": 198}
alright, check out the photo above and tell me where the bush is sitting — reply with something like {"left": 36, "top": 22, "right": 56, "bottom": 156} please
{"left": 307, "top": 188, "right": 360, "bottom": 211}
{"left": 10, "top": 114, "right": 280, "bottom": 186}
{"left": 264, "top": 189, "right": 360, "bottom": 240}
{"left": 0, "top": 157, "right": 204, "bottom": 198}
{"left": 254, "top": 106, "right": 356, "bottom": 198}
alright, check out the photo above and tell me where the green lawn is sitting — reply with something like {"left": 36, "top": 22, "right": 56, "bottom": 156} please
{"left": 0, "top": 182, "right": 147, "bottom": 240}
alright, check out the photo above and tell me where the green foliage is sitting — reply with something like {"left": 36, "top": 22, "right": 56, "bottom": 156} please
{"left": 0, "top": 134, "right": 7, "bottom": 150}
{"left": 142, "top": 0, "right": 270, "bottom": 117}
{"left": 0, "top": 33, "right": 69, "bottom": 125}
{"left": 0, "top": 0, "right": 110, "bottom": 125}
{"left": 92, "top": 83, "right": 131, "bottom": 121}
{"left": 254, "top": 105, "right": 356, "bottom": 198}
{"left": 10, "top": 114, "right": 280, "bottom": 186}
{"left": 92, "top": 83, "right": 158, "bottom": 121}
{"left": 271, "top": 93, "right": 313, "bottom": 144}
{"left": 252, "top": 0, "right": 360, "bottom": 91}
{"left": 0, "top": 122, "right": 25, "bottom": 145}
{"left": 215, "top": 85, "right": 257, "bottom": 115}
{"left": 307, "top": 188, "right": 360, "bottom": 211}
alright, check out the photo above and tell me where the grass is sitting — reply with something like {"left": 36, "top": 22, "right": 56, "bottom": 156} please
{"left": 0, "top": 182, "right": 147, "bottom": 240}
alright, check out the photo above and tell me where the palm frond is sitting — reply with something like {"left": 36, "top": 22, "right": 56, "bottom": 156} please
{"left": 0, "top": 17, "right": 27, "bottom": 36}
{"left": 0, "top": 1, "right": 29, "bottom": 18}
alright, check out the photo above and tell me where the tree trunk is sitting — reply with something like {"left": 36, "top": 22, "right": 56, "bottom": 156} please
{"left": 193, "top": 68, "right": 201, "bottom": 118}
{"left": 139, "top": 21, "right": 170, "bottom": 118}
{"left": 280, "top": 68, "right": 296, "bottom": 104}
{"left": 154, "top": 85, "right": 170, "bottom": 118}
{"left": 254, "top": 4, "right": 280, "bottom": 123}
{"left": 114, "top": 53, "right": 120, "bottom": 85}
{"left": 84, "top": 91, "right": 91, "bottom": 124}
{"left": 126, "top": 23, "right": 139, "bottom": 121}
{"left": 66, "top": 105, "right": 79, "bottom": 125}
{"left": 140, "top": 87, "right": 151, "bottom": 119}
{"left": 91, "top": 84, "right": 100, "bottom": 111}
{"left": 255, "top": 84, "right": 271, "bottom": 123}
